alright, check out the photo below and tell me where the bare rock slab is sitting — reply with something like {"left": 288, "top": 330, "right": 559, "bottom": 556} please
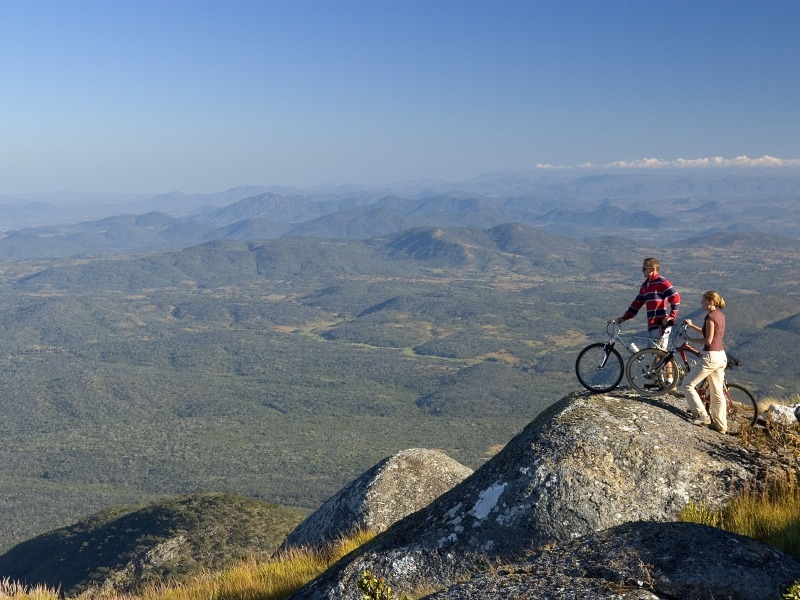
{"left": 282, "top": 448, "right": 473, "bottom": 550}
{"left": 423, "top": 521, "right": 800, "bottom": 600}
{"left": 289, "top": 390, "right": 772, "bottom": 599}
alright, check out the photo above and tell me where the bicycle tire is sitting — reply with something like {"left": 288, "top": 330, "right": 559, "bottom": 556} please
{"left": 625, "top": 348, "right": 680, "bottom": 396}
{"left": 726, "top": 382, "right": 758, "bottom": 426}
{"left": 575, "top": 343, "right": 624, "bottom": 393}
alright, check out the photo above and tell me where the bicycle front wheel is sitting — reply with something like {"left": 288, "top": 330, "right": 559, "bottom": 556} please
{"left": 726, "top": 383, "right": 758, "bottom": 426}
{"left": 626, "top": 348, "right": 680, "bottom": 396}
{"left": 575, "top": 343, "right": 624, "bottom": 393}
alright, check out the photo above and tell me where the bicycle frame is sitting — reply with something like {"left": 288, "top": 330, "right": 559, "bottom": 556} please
{"left": 664, "top": 322, "right": 744, "bottom": 383}
{"left": 604, "top": 322, "right": 658, "bottom": 362}
{"left": 647, "top": 323, "right": 701, "bottom": 381}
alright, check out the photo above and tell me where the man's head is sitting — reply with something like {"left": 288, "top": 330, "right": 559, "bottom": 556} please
{"left": 642, "top": 258, "right": 660, "bottom": 279}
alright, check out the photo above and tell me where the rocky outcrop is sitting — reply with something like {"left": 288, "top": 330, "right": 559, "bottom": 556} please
{"left": 289, "top": 389, "right": 782, "bottom": 599}
{"left": 282, "top": 448, "right": 473, "bottom": 550}
{"left": 423, "top": 521, "right": 800, "bottom": 600}
{"left": 0, "top": 492, "right": 303, "bottom": 596}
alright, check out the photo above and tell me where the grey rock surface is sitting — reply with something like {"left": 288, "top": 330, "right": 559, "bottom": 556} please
{"left": 289, "top": 389, "right": 773, "bottom": 599}
{"left": 282, "top": 448, "right": 473, "bottom": 550}
{"left": 422, "top": 521, "right": 800, "bottom": 600}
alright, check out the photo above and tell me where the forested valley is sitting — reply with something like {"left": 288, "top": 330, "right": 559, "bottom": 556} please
{"left": 0, "top": 219, "right": 798, "bottom": 551}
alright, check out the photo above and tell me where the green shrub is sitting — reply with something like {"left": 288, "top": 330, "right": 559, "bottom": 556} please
{"left": 358, "top": 570, "right": 412, "bottom": 600}
{"left": 784, "top": 580, "right": 800, "bottom": 599}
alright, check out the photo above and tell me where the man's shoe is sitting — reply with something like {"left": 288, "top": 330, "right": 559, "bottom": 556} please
{"left": 709, "top": 422, "right": 727, "bottom": 434}
{"left": 692, "top": 417, "right": 712, "bottom": 426}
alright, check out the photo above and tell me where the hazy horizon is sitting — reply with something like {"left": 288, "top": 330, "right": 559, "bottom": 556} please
{"left": 2, "top": 0, "right": 799, "bottom": 195}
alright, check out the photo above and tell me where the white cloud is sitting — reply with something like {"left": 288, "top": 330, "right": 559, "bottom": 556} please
{"left": 537, "top": 155, "right": 800, "bottom": 170}
{"left": 607, "top": 155, "right": 800, "bottom": 169}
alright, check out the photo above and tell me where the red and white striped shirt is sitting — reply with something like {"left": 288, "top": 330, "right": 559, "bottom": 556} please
{"left": 620, "top": 275, "right": 681, "bottom": 331}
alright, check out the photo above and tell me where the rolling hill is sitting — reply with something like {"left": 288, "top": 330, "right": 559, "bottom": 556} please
{"left": 0, "top": 220, "right": 797, "bottom": 558}
{"left": 0, "top": 492, "right": 303, "bottom": 595}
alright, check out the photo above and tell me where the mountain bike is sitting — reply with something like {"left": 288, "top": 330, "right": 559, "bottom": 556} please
{"left": 625, "top": 322, "right": 758, "bottom": 425}
{"left": 575, "top": 321, "right": 655, "bottom": 393}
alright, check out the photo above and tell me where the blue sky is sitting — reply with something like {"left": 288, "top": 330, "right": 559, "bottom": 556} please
{"left": 1, "top": 0, "right": 798, "bottom": 194}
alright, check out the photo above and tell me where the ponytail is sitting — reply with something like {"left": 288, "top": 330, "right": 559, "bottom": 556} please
{"left": 703, "top": 291, "right": 725, "bottom": 309}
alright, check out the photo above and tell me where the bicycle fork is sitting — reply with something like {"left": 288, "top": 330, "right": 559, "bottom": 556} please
{"left": 644, "top": 350, "right": 675, "bottom": 378}
{"left": 597, "top": 342, "right": 615, "bottom": 368}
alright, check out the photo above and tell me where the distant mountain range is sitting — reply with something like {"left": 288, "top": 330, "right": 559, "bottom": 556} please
{"left": 1, "top": 169, "right": 798, "bottom": 259}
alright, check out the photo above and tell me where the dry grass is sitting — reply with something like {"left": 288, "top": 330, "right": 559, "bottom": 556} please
{"left": 740, "top": 398, "right": 800, "bottom": 461}
{"left": 0, "top": 578, "right": 60, "bottom": 600}
{"left": 682, "top": 398, "right": 800, "bottom": 561}
{"left": 681, "top": 469, "right": 800, "bottom": 560}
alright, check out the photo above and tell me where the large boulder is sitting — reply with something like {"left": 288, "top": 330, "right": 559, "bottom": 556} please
{"left": 281, "top": 448, "right": 473, "bottom": 550}
{"left": 423, "top": 521, "right": 800, "bottom": 600}
{"left": 289, "top": 389, "right": 774, "bottom": 599}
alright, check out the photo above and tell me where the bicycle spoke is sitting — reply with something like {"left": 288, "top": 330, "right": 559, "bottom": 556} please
{"left": 625, "top": 348, "right": 679, "bottom": 396}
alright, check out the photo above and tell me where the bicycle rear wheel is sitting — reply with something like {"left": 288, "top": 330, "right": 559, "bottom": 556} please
{"left": 726, "top": 383, "right": 758, "bottom": 426}
{"left": 626, "top": 348, "right": 680, "bottom": 396}
{"left": 575, "top": 343, "right": 624, "bottom": 393}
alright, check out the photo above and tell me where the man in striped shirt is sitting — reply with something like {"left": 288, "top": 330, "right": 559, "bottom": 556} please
{"left": 616, "top": 257, "right": 681, "bottom": 350}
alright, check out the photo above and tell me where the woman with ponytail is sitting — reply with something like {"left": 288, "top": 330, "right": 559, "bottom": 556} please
{"left": 683, "top": 291, "right": 728, "bottom": 433}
